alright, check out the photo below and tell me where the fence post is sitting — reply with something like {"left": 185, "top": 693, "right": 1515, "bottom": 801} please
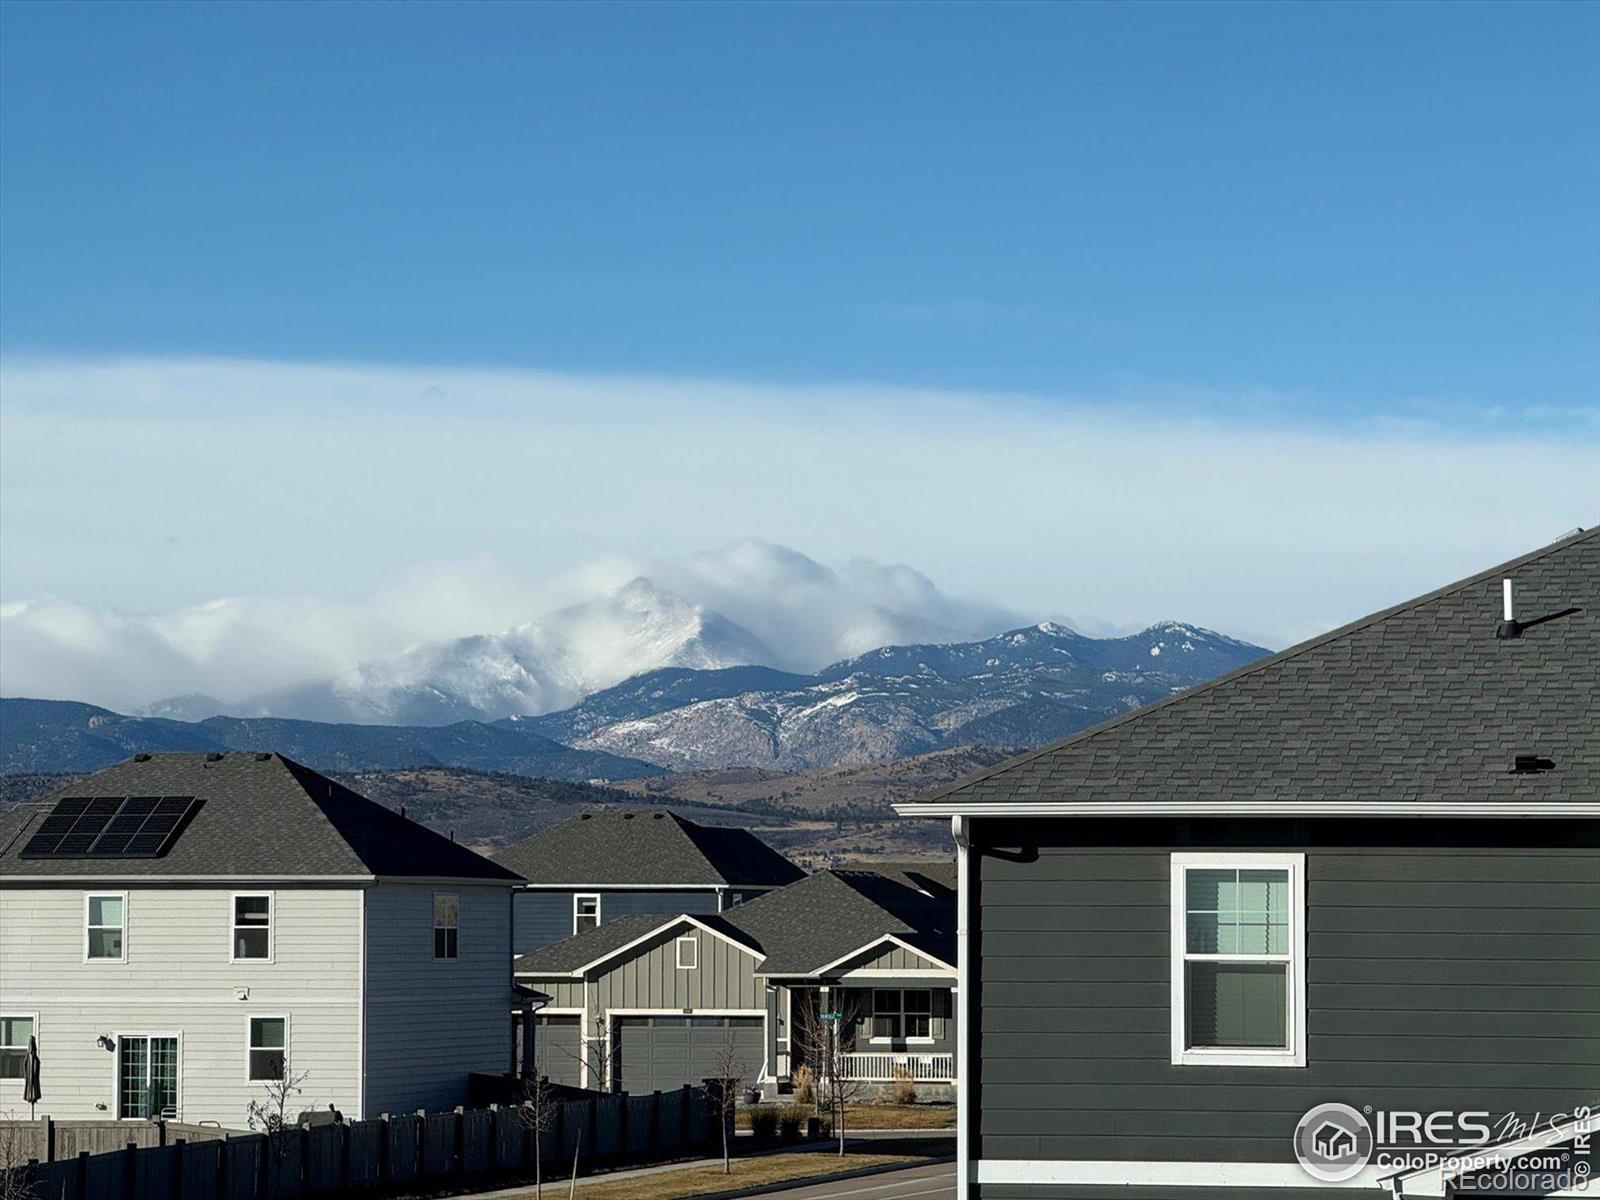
{"left": 76, "top": 1148, "right": 90, "bottom": 1200}
{"left": 618, "top": 1093, "right": 630, "bottom": 1158}
{"left": 216, "top": 1134, "right": 228, "bottom": 1200}
{"left": 679, "top": 1085, "right": 691, "bottom": 1146}
{"left": 453, "top": 1106, "right": 465, "bottom": 1176}
{"left": 378, "top": 1113, "right": 390, "bottom": 1186}
{"left": 170, "top": 1139, "right": 185, "bottom": 1200}
{"left": 124, "top": 1141, "right": 138, "bottom": 1200}
{"left": 587, "top": 1096, "right": 598, "bottom": 1161}
{"left": 43, "top": 1115, "right": 55, "bottom": 1163}
{"left": 416, "top": 1109, "right": 428, "bottom": 1180}
{"left": 301, "top": 1124, "right": 312, "bottom": 1196}
{"left": 649, "top": 1091, "right": 661, "bottom": 1153}
{"left": 339, "top": 1119, "right": 351, "bottom": 1192}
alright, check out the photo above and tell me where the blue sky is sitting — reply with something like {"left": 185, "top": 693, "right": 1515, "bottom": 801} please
{"left": 3, "top": 1, "right": 1597, "bottom": 426}
{"left": 1, "top": 2, "right": 1597, "bottom": 708}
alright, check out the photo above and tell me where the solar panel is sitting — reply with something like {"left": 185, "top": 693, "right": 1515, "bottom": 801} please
{"left": 19, "top": 795, "right": 201, "bottom": 859}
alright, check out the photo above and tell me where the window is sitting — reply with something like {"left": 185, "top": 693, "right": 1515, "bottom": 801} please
{"left": 232, "top": 894, "right": 273, "bottom": 961}
{"left": 0, "top": 1016, "right": 34, "bottom": 1079}
{"left": 573, "top": 894, "right": 600, "bottom": 935}
{"left": 85, "top": 893, "right": 126, "bottom": 961}
{"left": 676, "top": 934, "right": 698, "bottom": 970}
{"left": 248, "top": 1017, "right": 287, "bottom": 1081}
{"left": 1171, "top": 853, "right": 1305, "bottom": 1067}
{"left": 871, "top": 989, "right": 935, "bottom": 1042}
{"left": 433, "top": 893, "right": 459, "bottom": 960}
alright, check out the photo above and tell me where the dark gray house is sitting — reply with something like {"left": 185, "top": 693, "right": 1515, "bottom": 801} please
{"left": 514, "top": 867, "right": 957, "bottom": 1100}
{"left": 897, "top": 530, "right": 1599, "bottom": 1198}
{"left": 493, "top": 810, "right": 805, "bottom": 956}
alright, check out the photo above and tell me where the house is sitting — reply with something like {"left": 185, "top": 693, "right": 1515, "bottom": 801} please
{"left": 513, "top": 866, "right": 957, "bottom": 1100}
{"left": 894, "top": 529, "right": 1599, "bottom": 1198}
{"left": 0, "top": 751, "right": 524, "bottom": 1128}
{"left": 493, "top": 810, "right": 805, "bottom": 956}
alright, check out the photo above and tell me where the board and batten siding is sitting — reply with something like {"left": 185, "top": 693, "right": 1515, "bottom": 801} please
{"left": 972, "top": 816, "right": 1600, "bottom": 1175}
{"left": 0, "top": 883, "right": 362, "bottom": 1128}
{"left": 590, "top": 922, "right": 764, "bottom": 1013}
{"left": 362, "top": 882, "right": 513, "bottom": 1117}
{"left": 513, "top": 889, "right": 721, "bottom": 956}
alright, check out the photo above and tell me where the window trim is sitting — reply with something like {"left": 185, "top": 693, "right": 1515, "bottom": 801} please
{"left": 433, "top": 892, "right": 460, "bottom": 961}
{"left": 229, "top": 891, "right": 275, "bottom": 964}
{"left": 869, "top": 988, "right": 936, "bottom": 1045}
{"left": 114, "top": 1031, "right": 183, "bottom": 1121}
{"left": 245, "top": 1014, "right": 290, "bottom": 1083}
{"left": 0, "top": 1012, "right": 39, "bottom": 1083}
{"left": 1169, "top": 851, "right": 1306, "bottom": 1068}
{"left": 84, "top": 891, "right": 128, "bottom": 964}
{"left": 573, "top": 893, "right": 601, "bottom": 935}
{"left": 675, "top": 934, "right": 698, "bottom": 970}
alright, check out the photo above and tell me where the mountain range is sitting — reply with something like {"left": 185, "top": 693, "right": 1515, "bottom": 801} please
{"left": 2, "top": 619, "right": 1266, "bottom": 776}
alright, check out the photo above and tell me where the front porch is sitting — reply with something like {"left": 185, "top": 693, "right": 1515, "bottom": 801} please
{"left": 766, "top": 979, "right": 957, "bottom": 1099}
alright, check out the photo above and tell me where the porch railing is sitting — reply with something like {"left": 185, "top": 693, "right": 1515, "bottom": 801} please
{"left": 834, "top": 1052, "right": 954, "bottom": 1082}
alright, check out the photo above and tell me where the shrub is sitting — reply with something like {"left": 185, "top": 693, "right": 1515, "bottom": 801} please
{"left": 891, "top": 1065, "right": 918, "bottom": 1106}
{"left": 749, "top": 1107, "right": 779, "bottom": 1141}
{"left": 791, "top": 1064, "right": 816, "bottom": 1107}
{"left": 777, "top": 1107, "right": 803, "bottom": 1141}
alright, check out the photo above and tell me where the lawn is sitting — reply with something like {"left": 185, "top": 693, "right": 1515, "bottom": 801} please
{"left": 735, "top": 1103, "right": 955, "bottom": 1132}
{"left": 494, "top": 1149, "right": 922, "bottom": 1200}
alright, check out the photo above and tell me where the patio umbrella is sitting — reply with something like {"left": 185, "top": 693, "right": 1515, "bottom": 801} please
{"left": 22, "top": 1036, "right": 40, "bottom": 1119}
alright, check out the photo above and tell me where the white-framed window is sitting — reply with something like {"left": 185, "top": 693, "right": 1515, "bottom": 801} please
{"left": 871, "top": 988, "right": 935, "bottom": 1042}
{"left": 676, "top": 934, "right": 698, "bottom": 970}
{"left": 1170, "top": 852, "right": 1306, "bottom": 1068}
{"left": 231, "top": 893, "right": 273, "bottom": 962}
{"left": 247, "top": 1016, "right": 288, "bottom": 1081}
{"left": 433, "top": 893, "right": 459, "bottom": 960}
{"left": 85, "top": 893, "right": 127, "bottom": 962}
{"left": 573, "top": 894, "right": 600, "bottom": 935}
{"left": 0, "top": 1014, "right": 36, "bottom": 1080}
{"left": 117, "top": 1034, "right": 179, "bottom": 1120}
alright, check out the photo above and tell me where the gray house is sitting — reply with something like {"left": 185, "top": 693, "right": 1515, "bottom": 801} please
{"left": 494, "top": 810, "right": 804, "bottom": 956}
{"left": 0, "top": 752, "right": 524, "bottom": 1127}
{"left": 514, "top": 867, "right": 957, "bottom": 1099}
{"left": 896, "top": 529, "right": 1599, "bottom": 1198}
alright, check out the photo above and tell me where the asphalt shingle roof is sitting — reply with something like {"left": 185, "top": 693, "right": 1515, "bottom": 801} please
{"left": 911, "top": 529, "right": 1600, "bottom": 810}
{"left": 513, "top": 869, "right": 954, "bottom": 978}
{"left": 492, "top": 810, "right": 805, "bottom": 887}
{"left": 0, "top": 751, "right": 523, "bottom": 882}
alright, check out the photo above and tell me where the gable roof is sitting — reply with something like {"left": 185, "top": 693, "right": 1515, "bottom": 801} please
{"left": 492, "top": 809, "right": 805, "bottom": 887}
{"left": 515, "top": 868, "right": 956, "bottom": 980}
{"left": 0, "top": 751, "right": 523, "bottom": 882}
{"left": 899, "top": 529, "right": 1600, "bottom": 816}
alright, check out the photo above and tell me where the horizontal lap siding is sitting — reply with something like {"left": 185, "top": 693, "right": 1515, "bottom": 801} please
{"left": 0, "top": 884, "right": 361, "bottom": 1127}
{"left": 974, "top": 818, "right": 1600, "bottom": 1166}
{"left": 513, "top": 889, "right": 721, "bottom": 955}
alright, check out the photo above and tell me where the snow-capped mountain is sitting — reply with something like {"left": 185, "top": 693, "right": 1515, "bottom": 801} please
{"left": 222, "top": 578, "right": 776, "bottom": 725}
{"left": 527, "top": 620, "right": 1268, "bottom": 771}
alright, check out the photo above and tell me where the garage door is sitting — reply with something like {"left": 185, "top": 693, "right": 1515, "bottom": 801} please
{"left": 612, "top": 1016, "right": 764, "bottom": 1095}
{"left": 525, "top": 1014, "right": 586, "bottom": 1088}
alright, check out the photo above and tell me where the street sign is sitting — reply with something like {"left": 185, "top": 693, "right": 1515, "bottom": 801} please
{"left": 821, "top": 1012, "right": 842, "bottom": 1021}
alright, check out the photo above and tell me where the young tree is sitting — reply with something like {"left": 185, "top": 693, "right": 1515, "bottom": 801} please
{"left": 790, "top": 991, "right": 869, "bottom": 1155}
{"left": 0, "top": 1112, "right": 39, "bottom": 1200}
{"left": 707, "top": 1027, "right": 750, "bottom": 1174}
{"left": 246, "top": 1063, "right": 312, "bottom": 1185}
{"left": 515, "top": 1070, "right": 559, "bottom": 1200}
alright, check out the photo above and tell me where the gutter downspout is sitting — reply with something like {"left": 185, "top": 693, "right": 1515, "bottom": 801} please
{"left": 953, "top": 814, "right": 971, "bottom": 1200}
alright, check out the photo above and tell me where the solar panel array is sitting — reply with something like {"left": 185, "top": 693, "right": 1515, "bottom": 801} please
{"left": 19, "top": 795, "right": 201, "bottom": 859}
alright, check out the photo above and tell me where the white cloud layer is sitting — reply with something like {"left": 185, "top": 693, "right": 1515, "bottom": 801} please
{"left": 1, "top": 355, "right": 1595, "bottom": 713}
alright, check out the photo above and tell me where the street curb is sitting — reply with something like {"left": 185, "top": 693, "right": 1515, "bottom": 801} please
{"left": 683, "top": 1154, "right": 956, "bottom": 1200}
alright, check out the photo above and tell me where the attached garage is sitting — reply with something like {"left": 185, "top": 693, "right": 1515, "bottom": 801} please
{"left": 523, "top": 1013, "right": 586, "bottom": 1088}
{"left": 611, "top": 1015, "right": 764, "bottom": 1095}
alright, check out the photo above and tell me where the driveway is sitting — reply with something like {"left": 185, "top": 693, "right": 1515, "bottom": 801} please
{"left": 744, "top": 1160, "right": 955, "bottom": 1200}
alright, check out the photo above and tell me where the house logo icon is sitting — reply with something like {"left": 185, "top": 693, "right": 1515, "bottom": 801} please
{"left": 1294, "top": 1103, "right": 1374, "bottom": 1182}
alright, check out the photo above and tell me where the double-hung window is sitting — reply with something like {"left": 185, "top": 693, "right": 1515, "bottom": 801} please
{"left": 433, "top": 893, "right": 459, "bottom": 960}
{"left": 248, "top": 1017, "right": 288, "bottom": 1081}
{"left": 85, "top": 893, "right": 126, "bottom": 962}
{"left": 1171, "top": 852, "right": 1305, "bottom": 1067}
{"left": 871, "top": 989, "right": 936, "bottom": 1042}
{"left": 573, "top": 894, "right": 600, "bottom": 935}
{"left": 0, "top": 1016, "right": 34, "bottom": 1079}
{"left": 232, "top": 894, "right": 273, "bottom": 961}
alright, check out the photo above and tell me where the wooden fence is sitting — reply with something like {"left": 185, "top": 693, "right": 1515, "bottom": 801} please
{"left": 6, "top": 1085, "right": 718, "bottom": 1200}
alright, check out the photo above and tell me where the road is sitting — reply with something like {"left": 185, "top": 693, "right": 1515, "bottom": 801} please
{"left": 750, "top": 1160, "right": 955, "bottom": 1200}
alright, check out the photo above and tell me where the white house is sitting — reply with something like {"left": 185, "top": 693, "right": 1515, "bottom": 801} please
{"left": 0, "top": 751, "right": 524, "bottom": 1128}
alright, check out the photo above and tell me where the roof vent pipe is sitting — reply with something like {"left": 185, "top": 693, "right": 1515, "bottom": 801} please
{"left": 1496, "top": 578, "right": 1522, "bottom": 639}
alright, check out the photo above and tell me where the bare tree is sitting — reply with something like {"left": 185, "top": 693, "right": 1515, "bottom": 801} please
{"left": 0, "top": 1112, "right": 39, "bottom": 1200}
{"left": 790, "top": 992, "right": 869, "bottom": 1155}
{"left": 707, "top": 1027, "right": 749, "bottom": 1174}
{"left": 246, "top": 1063, "right": 312, "bottom": 1183}
{"left": 515, "top": 1070, "right": 559, "bottom": 1200}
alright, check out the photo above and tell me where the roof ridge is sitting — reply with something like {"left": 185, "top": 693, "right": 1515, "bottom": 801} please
{"left": 921, "top": 527, "right": 1597, "bottom": 804}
